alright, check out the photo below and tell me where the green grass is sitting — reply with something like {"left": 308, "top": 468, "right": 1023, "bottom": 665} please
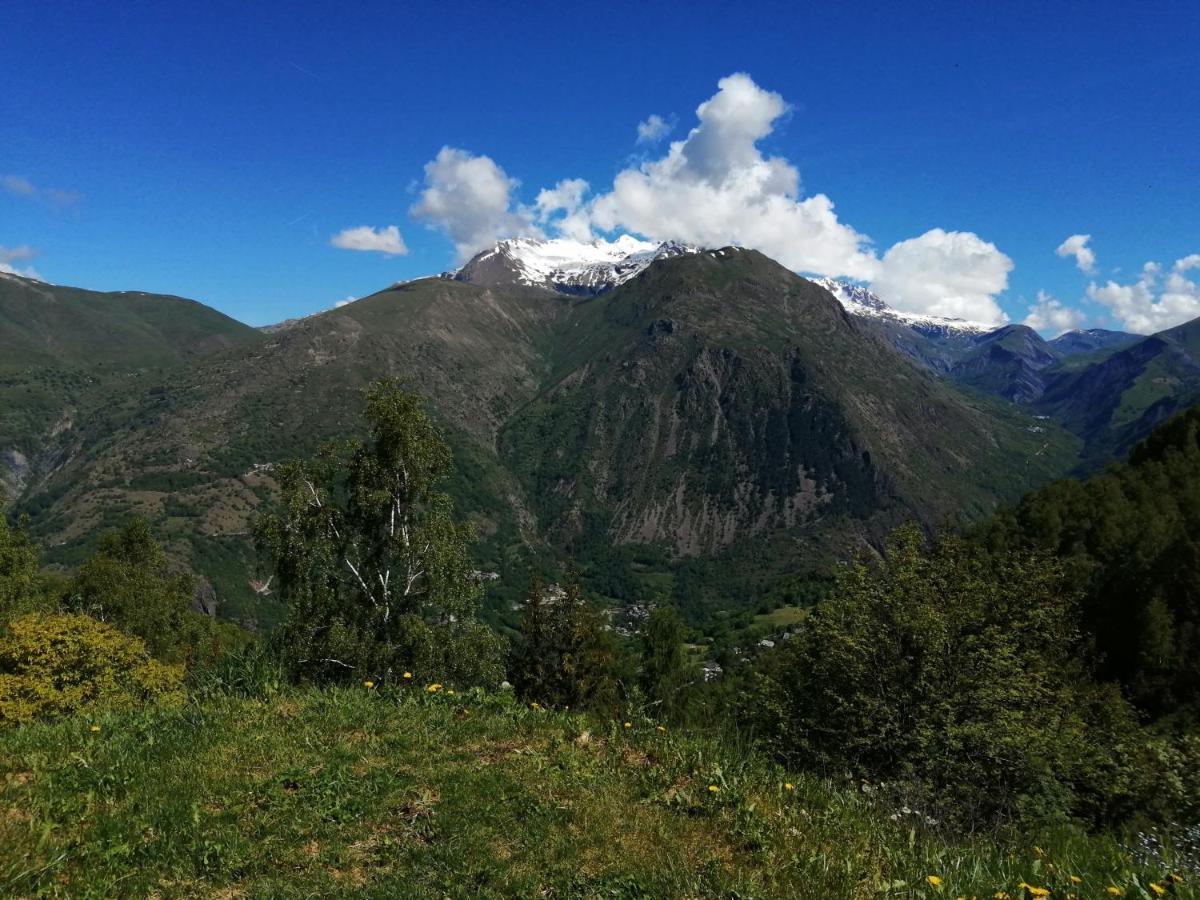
{"left": 753, "top": 605, "right": 810, "bottom": 629}
{"left": 1, "top": 688, "right": 1193, "bottom": 898}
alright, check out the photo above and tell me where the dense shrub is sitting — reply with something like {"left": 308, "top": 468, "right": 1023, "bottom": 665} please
{"left": 66, "top": 518, "right": 249, "bottom": 666}
{"left": 0, "top": 612, "right": 183, "bottom": 724}
{"left": 746, "top": 525, "right": 1153, "bottom": 828}
{"left": 510, "top": 570, "right": 623, "bottom": 713}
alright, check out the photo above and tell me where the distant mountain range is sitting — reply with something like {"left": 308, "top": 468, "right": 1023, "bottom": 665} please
{"left": 2, "top": 241, "right": 1198, "bottom": 625}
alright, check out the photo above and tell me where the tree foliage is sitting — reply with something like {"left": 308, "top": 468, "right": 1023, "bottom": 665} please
{"left": 975, "top": 405, "right": 1200, "bottom": 716}
{"left": 66, "top": 518, "right": 242, "bottom": 666}
{"left": 639, "top": 605, "right": 691, "bottom": 720}
{"left": 510, "top": 568, "right": 622, "bottom": 712}
{"left": 748, "top": 526, "right": 1150, "bottom": 827}
{"left": 0, "top": 512, "right": 46, "bottom": 625}
{"left": 256, "top": 380, "right": 504, "bottom": 686}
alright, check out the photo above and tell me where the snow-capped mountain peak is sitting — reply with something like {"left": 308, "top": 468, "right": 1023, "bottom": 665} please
{"left": 815, "top": 277, "right": 993, "bottom": 338}
{"left": 454, "top": 236, "right": 701, "bottom": 295}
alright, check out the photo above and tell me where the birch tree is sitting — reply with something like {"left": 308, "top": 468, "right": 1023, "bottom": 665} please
{"left": 256, "top": 380, "right": 504, "bottom": 686}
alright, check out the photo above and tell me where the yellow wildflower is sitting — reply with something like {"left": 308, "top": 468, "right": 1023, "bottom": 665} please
{"left": 707, "top": 785, "right": 720, "bottom": 793}
{"left": 1170, "top": 875, "right": 1184, "bottom": 884}
{"left": 1069, "top": 876, "right": 1082, "bottom": 885}
{"left": 89, "top": 725, "right": 101, "bottom": 732}
{"left": 1105, "top": 890, "right": 1122, "bottom": 897}
{"left": 784, "top": 782, "right": 795, "bottom": 791}
{"left": 926, "top": 874, "right": 943, "bottom": 887}
{"left": 623, "top": 722, "right": 632, "bottom": 728}
{"left": 1149, "top": 885, "right": 1166, "bottom": 896}
{"left": 403, "top": 672, "right": 412, "bottom": 679}
{"left": 530, "top": 702, "right": 541, "bottom": 709}
{"left": 425, "top": 683, "right": 442, "bottom": 693}
{"left": 1024, "top": 887, "right": 1049, "bottom": 898}
{"left": 656, "top": 725, "right": 667, "bottom": 732}
{"left": 447, "top": 689, "right": 455, "bottom": 695}
{"left": 363, "top": 680, "right": 375, "bottom": 689}
{"left": 994, "top": 893, "right": 1011, "bottom": 900}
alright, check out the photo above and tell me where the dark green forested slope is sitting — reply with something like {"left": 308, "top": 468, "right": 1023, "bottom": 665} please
{"left": 976, "top": 404, "right": 1200, "bottom": 716}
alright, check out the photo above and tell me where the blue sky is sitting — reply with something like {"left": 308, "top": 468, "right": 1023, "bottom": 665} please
{"left": 1, "top": 1, "right": 1197, "bottom": 332}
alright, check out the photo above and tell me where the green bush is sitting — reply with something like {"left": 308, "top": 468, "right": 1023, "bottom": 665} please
{"left": 746, "top": 525, "right": 1152, "bottom": 828}
{"left": 0, "top": 612, "right": 184, "bottom": 724}
{"left": 66, "top": 518, "right": 250, "bottom": 667}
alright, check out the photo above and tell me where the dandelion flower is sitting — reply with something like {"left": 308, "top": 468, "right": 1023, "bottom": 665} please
{"left": 1149, "top": 885, "right": 1166, "bottom": 896}
{"left": 1069, "top": 876, "right": 1082, "bottom": 885}
{"left": 784, "top": 782, "right": 795, "bottom": 791}
{"left": 426, "top": 683, "right": 443, "bottom": 693}
{"left": 89, "top": 725, "right": 101, "bottom": 732}
{"left": 363, "top": 680, "right": 375, "bottom": 689}
{"left": 403, "top": 672, "right": 413, "bottom": 680}
{"left": 707, "top": 785, "right": 720, "bottom": 793}
{"left": 1105, "top": 889, "right": 1122, "bottom": 897}
{"left": 926, "top": 874, "right": 942, "bottom": 887}
{"left": 623, "top": 722, "right": 632, "bottom": 728}
{"left": 1170, "top": 875, "right": 1184, "bottom": 884}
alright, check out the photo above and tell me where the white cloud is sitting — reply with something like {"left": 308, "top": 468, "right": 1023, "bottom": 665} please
{"left": 1087, "top": 256, "right": 1200, "bottom": 334}
{"left": 335, "top": 296, "right": 356, "bottom": 308}
{"left": 0, "top": 175, "right": 36, "bottom": 197}
{"left": 871, "top": 229, "right": 1013, "bottom": 325}
{"left": 1023, "top": 290, "right": 1086, "bottom": 335}
{"left": 0, "top": 244, "right": 42, "bottom": 279}
{"left": 636, "top": 114, "right": 672, "bottom": 144}
{"left": 587, "top": 73, "right": 880, "bottom": 281}
{"left": 330, "top": 225, "right": 408, "bottom": 256}
{"left": 1056, "top": 234, "right": 1096, "bottom": 274}
{"left": 411, "top": 147, "right": 540, "bottom": 262}
{"left": 1, "top": 174, "right": 81, "bottom": 208}
{"left": 530, "top": 178, "right": 592, "bottom": 242}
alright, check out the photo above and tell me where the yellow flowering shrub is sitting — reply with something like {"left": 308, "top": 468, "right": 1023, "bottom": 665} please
{"left": 0, "top": 613, "right": 184, "bottom": 725}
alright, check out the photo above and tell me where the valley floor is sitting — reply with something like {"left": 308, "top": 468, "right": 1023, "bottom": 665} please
{"left": 0, "top": 688, "right": 1190, "bottom": 898}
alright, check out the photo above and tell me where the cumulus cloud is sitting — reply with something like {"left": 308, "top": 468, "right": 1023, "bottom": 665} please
{"left": 636, "top": 114, "right": 672, "bottom": 145}
{"left": 530, "top": 178, "right": 592, "bottom": 241}
{"left": 411, "top": 147, "right": 540, "bottom": 262}
{"left": 1088, "top": 256, "right": 1200, "bottom": 334}
{"left": 1023, "top": 290, "right": 1086, "bottom": 335}
{"left": 1056, "top": 234, "right": 1096, "bottom": 274}
{"left": 1, "top": 174, "right": 82, "bottom": 208}
{"left": 0, "top": 244, "right": 42, "bottom": 279}
{"left": 588, "top": 73, "right": 879, "bottom": 280}
{"left": 330, "top": 225, "right": 408, "bottom": 256}
{"left": 871, "top": 229, "right": 1013, "bottom": 324}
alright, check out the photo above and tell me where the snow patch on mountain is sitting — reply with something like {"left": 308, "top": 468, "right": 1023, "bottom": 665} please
{"left": 815, "top": 277, "right": 992, "bottom": 337}
{"left": 455, "top": 236, "right": 701, "bottom": 295}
